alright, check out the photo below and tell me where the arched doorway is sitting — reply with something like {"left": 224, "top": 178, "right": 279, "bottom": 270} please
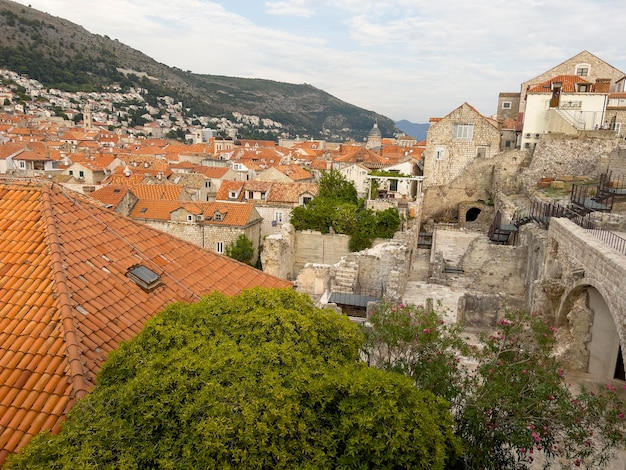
{"left": 587, "top": 287, "right": 623, "bottom": 380}
{"left": 465, "top": 207, "right": 481, "bottom": 222}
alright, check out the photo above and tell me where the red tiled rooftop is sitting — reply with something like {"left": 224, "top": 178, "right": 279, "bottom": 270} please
{"left": 0, "top": 179, "right": 291, "bottom": 464}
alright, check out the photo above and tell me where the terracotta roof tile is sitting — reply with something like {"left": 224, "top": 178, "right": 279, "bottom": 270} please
{"left": 0, "top": 178, "right": 292, "bottom": 464}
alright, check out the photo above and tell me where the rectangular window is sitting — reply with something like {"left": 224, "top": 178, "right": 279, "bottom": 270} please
{"left": 186, "top": 214, "right": 193, "bottom": 222}
{"left": 229, "top": 191, "right": 237, "bottom": 199}
{"left": 69, "top": 170, "right": 74, "bottom": 176}
{"left": 476, "top": 147, "right": 487, "bottom": 158}
{"left": 18, "top": 161, "right": 26, "bottom": 169}
{"left": 505, "top": 141, "right": 512, "bottom": 148}
{"left": 216, "top": 242, "right": 224, "bottom": 254}
{"left": 79, "top": 170, "right": 85, "bottom": 178}
{"left": 501, "top": 101, "right": 512, "bottom": 109}
{"left": 453, "top": 124, "right": 474, "bottom": 140}
{"left": 576, "top": 67, "right": 589, "bottom": 76}
{"left": 275, "top": 212, "right": 283, "bottom": 222}
{"left": 435, "top": 146, "right": 445, "bottom": 160}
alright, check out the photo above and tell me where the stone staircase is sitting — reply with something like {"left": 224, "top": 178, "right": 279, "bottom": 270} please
{"left": 333, "top": 261, "right": 358, "bottom": 293}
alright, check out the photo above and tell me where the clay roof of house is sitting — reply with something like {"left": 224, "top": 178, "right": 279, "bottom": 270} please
{"left": 527, "top": 75, "right": 596, "bottom": 93}
{"left": 273, "top": 165, "right": 312, "bottom": 182}
{"left": 89, "top": 185, "right": 130, "bottom": 209}
{"left": 13, "top": 150, "right": 53, "bottom": 162}
{"left": 193, "top": 166, "right": 230, "bottom": 178}
{"left": 0, "top": 179, "right": 291, "bottom": 464}
{"left": 214, "top": 181, "right": 318, "bottom": 204}
{"left": 129, "top": 200, "right": 259, "bottom": 226}
{"left": 215, "top": 181, "right": 246, "bottom": 201}
{"left": 128, "top": 184, "right": 185, "bottom": 201}
{"left": 332, "top": 146, "right": 389, "bottom": 167}
{"left": 266, "top": 182, "right": 318, "bottom": 204}
{"left": 0, "top": 143, "right": 27, "bottom": 160}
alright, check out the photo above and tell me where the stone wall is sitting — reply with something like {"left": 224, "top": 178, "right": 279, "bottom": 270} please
{"left": 140, "top": 219, "right": 261, "bottom": 262}
{"left": 515, "top": 135, "right": 619, "bottom": 190}
{"left": 608, "top": 145, "right": 626, "bottom": 177}
{"left": 261, "top": 223, "right": 296, "bottom": 280}
{"left": 423, "top": 103, "right": 501, "bottom": 189}
{"left": 294, "top": 231, "right": 350, "bottom": 273}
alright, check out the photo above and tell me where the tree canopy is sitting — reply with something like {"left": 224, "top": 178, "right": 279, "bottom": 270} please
{"left": 7, "top": 288, "right": 460, "bottom": 470}
{"left": 290, "top": 169, "right": 402, "bottom": 251}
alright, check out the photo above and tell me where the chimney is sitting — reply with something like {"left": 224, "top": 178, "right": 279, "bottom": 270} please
{"left": 595, "top": 78, "right": 611, "bottom": 93}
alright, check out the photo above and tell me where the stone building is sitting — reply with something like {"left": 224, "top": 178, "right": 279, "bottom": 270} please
{"left": 128, "top": 199, "right": 263, "bottom": 263}
{"left": 215, "top": 180, "right": 318, "bottom": 238}
{"left": 421, "top": 102, "right": 501, "bottom": 221}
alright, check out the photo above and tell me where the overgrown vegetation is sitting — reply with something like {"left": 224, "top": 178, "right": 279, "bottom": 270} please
{"left": 363, "top": 301, "right": 626, "bottom": 469}
{"left": 6, "top": 289, "right": 460, "bottom": 469}
{"left": 290, "top": 169, "right": 402, "bottom": 251}
{"left": 225, "top": 234, "right": 254, "bottom": 265}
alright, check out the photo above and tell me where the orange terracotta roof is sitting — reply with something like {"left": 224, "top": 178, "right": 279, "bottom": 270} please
{"left": 273, "top": 165, "right": 312, "bottom": 182}
{"left": 89, "top": 185, "right": 130, "bottom": 208}
{"left": 266, "top": 182, "right": 318, "bottom": 204}
{"left": 193, "top": 166, "right": 230, "bottom": 178}
{"left": 129, "top": 199, "right": 258, "bottom": 226}
{"left": 0, "top": 179, "right": 291, "bottom": 464}
{"left": 128, "top": 184, "right": 185, "bottom": 201}
{"left": 215, "top": 181, "right": 245, "bottom": 201}
{"left": 0, "top": 143, "right": 27, "bottom": 160}
{"left": 528, "top": 75, "right": 596, "bottom": 93}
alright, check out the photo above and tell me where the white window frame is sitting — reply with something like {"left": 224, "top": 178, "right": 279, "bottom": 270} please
{"left": 501, "top": 101, "right": 512, "bottom": 109}
{"left": 275, "top": 212, "right": 283, "bottom": 223}
{"left": 216, "top": 241, "right": 224, "bottom": 254}
{"left": 435, "top": 146, "right": 445, "bottom": 161}
{"left": 229, "top": 191, "right": 237, "bottom": 199}
{"left": 186, "top": 214, "right": 193, "bottom": 222}
{"left": 575, "top": 63, "right": 590, "bottom": 77}
{"left": 453, "top": 124, "right": 474, "bottom": 140}
{"left": 18, "top": 160, "right": 26, "bottom": 169}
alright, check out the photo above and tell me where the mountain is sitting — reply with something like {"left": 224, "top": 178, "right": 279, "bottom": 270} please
{"left": 0, "top": 0, "right": 399, "bottom": 141}
{"left": 395, "top": 120, "right": 430, "bottom": 141}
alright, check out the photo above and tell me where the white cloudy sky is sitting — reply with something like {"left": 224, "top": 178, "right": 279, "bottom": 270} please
{"left": 15, "top": 0, "right": 626, "bottom": 123}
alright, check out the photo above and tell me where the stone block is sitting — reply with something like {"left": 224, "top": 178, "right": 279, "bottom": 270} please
{"left": 550, "top": 180, "right": 565, "bottom": 189}
{"left": 559, "top": 175, "right": 574, "bottom": 182}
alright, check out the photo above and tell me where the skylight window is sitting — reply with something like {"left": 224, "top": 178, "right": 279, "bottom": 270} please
{"left": 126, "top": 264, "right": 163, "bottom": 292}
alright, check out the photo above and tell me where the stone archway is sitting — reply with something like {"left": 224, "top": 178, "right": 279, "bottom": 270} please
{"left": 587, "top": 287, "right": 623, "bottom": 380}
{"left": 556, "top": 284, "right": 623, "bottom": 380}
{"left": 465, "top": 207, "right": 482, "bottom": 222}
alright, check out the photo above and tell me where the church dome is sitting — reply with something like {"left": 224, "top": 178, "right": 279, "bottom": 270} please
{"left": 368, "top": 122, "right": 382, "bottom": 137}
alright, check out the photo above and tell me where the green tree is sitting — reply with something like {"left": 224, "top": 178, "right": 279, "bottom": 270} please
{"left": 7, "top": 288, "right": 461, "bottom": 470}
{"left": 290, "top": 170, "right": 401, "bottom": 250}
{"left": 317, "top": 168, "right": 358, "bottom": 203}
{"left": 225, "top": 234, "right": 254, "bottom": 265}
{"left": 363, "top": 302, "right": 626, "bottom": 469}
